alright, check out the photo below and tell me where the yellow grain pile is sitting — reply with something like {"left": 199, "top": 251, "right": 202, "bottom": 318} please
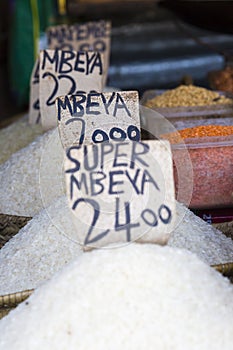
{"left": 145, "top": 85, "right": 233, "bottom": 108}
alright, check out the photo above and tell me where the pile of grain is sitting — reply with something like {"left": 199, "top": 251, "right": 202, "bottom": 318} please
{"left": 0, "top": 128, "right": 64, "bottom": 217}
{"left": 160, "top": 125, "right": 233, "bottom": 143}
{"left": 168, "top": 202, "right": 233, "bottom": 265}
{"left": 0, "top": 115, "right": 43, "bottom": 164}
{"left": 0, "top": 243, "right": 233, "bottom": 350}
{"left": 0, "top": 196, "right": 82, "bottom": 294}
{"left": 0, "top": 198, "right": 232, "bottom": 295}
{"left": 145, "top": 85, "right": 233, "bottom": 108}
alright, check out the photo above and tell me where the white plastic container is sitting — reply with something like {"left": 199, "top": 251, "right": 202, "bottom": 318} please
{"left": 140, "top": 89, "right": 233, "bottom": 209}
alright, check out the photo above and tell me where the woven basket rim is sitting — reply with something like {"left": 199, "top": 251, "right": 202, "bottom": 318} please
{"left": 211, "top": 262, "right": 233, "bottom": 276}
{"left": 0, "top": 289, "right": 34, "bottom": 308}
{"left": 0, "top": 262, "right": 232, "bottom": 320}
{"left": 1, "top": 262, "right": 233, "bottom": 302}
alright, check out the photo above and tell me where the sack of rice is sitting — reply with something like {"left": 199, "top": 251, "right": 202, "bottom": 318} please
{"left": 0, "top": 128, "right": 64, "bottom": 217}
{"left": 0, "top": 115, "right": 43, "bottom": 165}
{"left": 0, "top": 243, "right": 233, "bottom": 350}
{"left": 1, "top": 197, "right": 233, "bottom": 295}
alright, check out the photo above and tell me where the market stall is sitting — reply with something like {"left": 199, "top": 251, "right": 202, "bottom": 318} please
{"left": 0, "top": 1, "right": 233, "bottom": 348}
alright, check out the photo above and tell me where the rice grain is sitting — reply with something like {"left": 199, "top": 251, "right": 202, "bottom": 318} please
{"left": 0, "top": 244, "right": 233, "bottom": 350}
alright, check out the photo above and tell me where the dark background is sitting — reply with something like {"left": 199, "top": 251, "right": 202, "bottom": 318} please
{"left": 1, "top": 0, "right": 233, "bottom": 122}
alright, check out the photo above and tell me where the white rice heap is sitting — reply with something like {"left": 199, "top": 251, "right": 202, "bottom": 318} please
{"left": 0, "top": 198, "right": 232, "bottom": 295}
{"left": 0, "top": 127, "right": 64, "bottom": 216}
{"left": 0, "top": 115, "right": 43, "bottom": 164}
{"left": 0, "top": 244, "right": 233, "bottom": 350}
{"left": 0, "top": 196, "right": 82, "bottom": 295}
{"left": 168, "top": 202, "right": 233, "bottom": 265}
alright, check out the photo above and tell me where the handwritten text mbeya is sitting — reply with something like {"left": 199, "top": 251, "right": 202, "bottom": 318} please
{"left": 64, "top": 141, "right": 175, "bottom": 248}
{"left": 57, "top": 91, "right": 140, "bottom": 149}
{"left": 40, "top": 49, "right": 104, "bottom": 130}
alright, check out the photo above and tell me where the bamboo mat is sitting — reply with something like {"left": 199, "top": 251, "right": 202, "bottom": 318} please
{"left": 0, "top": 214, "right": 32, "bottom": 249}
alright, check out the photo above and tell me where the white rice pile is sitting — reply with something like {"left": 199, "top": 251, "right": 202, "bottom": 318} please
{"left": 0, "top": 198, "right": 232, "bottom": 295}
{"left": 168, "top": 202, "right": 233, "bottom": 265}
{"left": 0, "top": 244, "right": 233, "bottom": 350}
{"left": 0, "top": 115, "right": 43, "bottom": 164}
{"left": 0, "top": 127, "right": 64, "bottom": 216}
{"left": 0, "top": 196, "right": 82, "bottom": 295}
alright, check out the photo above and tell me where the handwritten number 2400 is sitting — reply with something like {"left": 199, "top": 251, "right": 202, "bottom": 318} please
{"left": 72, "top": 197, "right": 172, "bottom": 245}
{"left": 42, "top": 72, "right": 76, "bottom": 106}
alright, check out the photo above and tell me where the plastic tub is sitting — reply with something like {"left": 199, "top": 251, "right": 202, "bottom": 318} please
{"left": 141, "top": 89, "right": 233, "bottom": 131}
{"left": 140, "top": 89, "right": 233, "bottom": 209}
{"left": 192, "top": 207, "right": 233, "bottom": 224}
{"left": 172, "top": 135, "right": 233, "bottom": 209}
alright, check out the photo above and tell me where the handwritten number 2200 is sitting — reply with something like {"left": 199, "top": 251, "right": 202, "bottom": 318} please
{"left": 42, "top": 72, "right": 76, "bottom": 106}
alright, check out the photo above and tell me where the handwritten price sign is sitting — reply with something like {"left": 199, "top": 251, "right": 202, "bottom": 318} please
{"left": 64, "top": 140, "right": 175, "bottom": 248}
{"left": 47, "top": 20, "right": 111, "bottom": 85}
{"left": 29, "top": 58, "right": 40, "bottom": 125}
{"left": 56, "top": 91, "right": 140, "bottom": 149}
{"left": 39, "top": 49, "right": 104, "bottom": 130}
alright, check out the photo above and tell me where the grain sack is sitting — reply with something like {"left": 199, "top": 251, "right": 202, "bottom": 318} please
{"left": 0, "top": 244, "right": 233, "bottom": 350}
{"left": 0, "top": 114, "right": 43, "bottom": 164}
{"left": 1, "top": 198, "right": 233, "bottom": 295}
{"left": 0, "top": 127, "right": 64, "bottom": 216}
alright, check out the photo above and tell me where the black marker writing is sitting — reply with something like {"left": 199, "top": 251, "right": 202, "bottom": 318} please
{"left": 57, "top": 92, "right": 133, "bottom": 121}
{"left": 41, "top": 50, "right": 103, "bottom": 75}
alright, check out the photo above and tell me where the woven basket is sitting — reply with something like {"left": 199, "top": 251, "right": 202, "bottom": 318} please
{"left": 0, "top": 262, "right": 233, "bottom": 320}
{"left": 0, "top": 221, "right": 232, "bottom": 320}
{"left": 214, "top": 221, "right": 233, "bottom": 240}
{"left": 212, "top": 262, "right": 233, "bottom": 283}
{"left": 0, "top": 214, "right": 31, "bottom": 249}
{"left": 0, "top": 289, "right": 33, "bottom": 320}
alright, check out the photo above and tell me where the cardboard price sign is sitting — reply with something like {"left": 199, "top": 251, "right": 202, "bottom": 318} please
{"left": 29, "top": 58, "right": 41, "bottom": 125}
{"left": 64, "top": 140, "right": 175, "bottom": 248}
{"left": 39, "top": 49, "right": 104, "bottom": 131}
{"left": 56, "top": 91, "right": 140, "bottom": 149}
{"left": 47, "top": 20, "right": 111, "bottom": 85}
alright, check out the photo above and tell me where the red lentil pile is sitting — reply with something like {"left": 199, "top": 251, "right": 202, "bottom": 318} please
{"left": 161, "top": 125, "right": 233, "bottom": 144}
{"left": 161, "top": 125, "right": 233, "bottom": 209}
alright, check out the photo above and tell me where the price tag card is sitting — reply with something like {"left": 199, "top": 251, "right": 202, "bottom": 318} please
{"left": 39, "top": 49, "right": 104, "bottom": 131}
{"left": 29, "top": 58, "right": 41, "bottom": 125}
{"left": 47, "top": 20, "right": 111, "bottom": 86}
{"left": 64, "top": 140, "right": 175, "bottom": 249}
{"left": 56, "top": 91, "right": 140, "bottom": 149}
